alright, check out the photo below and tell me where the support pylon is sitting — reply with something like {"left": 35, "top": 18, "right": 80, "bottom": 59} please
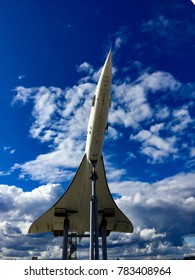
{"left": 89, "top": 166, "right": 99, "bottom": 260}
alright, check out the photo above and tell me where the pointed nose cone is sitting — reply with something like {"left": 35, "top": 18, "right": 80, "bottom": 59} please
{"left": 101, "top": 49, "right": 112, "bottom": 77}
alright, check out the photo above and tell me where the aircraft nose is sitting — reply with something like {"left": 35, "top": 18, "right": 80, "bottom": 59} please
{"left": 101, "top": 49, "right": 112, "bottom": 77}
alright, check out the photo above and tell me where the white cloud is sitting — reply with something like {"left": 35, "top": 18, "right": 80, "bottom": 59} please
{"left": 126, "top": 72, "right": 190, "bottom": 164}
{"left": 111, "top": 172, "right": 195, "bottom": 211}
{"left": 18, "top": 74, "right": 25, "bottom": 80}
{"left": 0, "top": 170, "right": 11, "bottom": 176}
{"left": 107, "top": 126, "right": 122, "bottom": 140}
{"left": 30, "top": 87, "right": 59, "bottom": 139}
{"left": 0, "top": 183, "right": 63, "bottom": 219}
{"left": 140, "top": 228, "right": 166, "bottom": 241}
{"left": 150, "top": 123, "right": 164, "bottom": 134}
{"left": 131, "top": 127, "right": 177, "bottom": 162}
{"left": 171, "top": 107, "right": 193, "bottom": 132}
{"left": 0, "top": 183, "right": 64, "bottom": 260}
{"left": 110, "top": 83, "right": 152, "bottom": 128}
{"left": 131, "top": 130, "right": 151, "bottom": 141}
{"left": 77, "top": 62, "right": 94, "bottom": 74}
{"left": 12, "top": 140, "right": 80, "bottom": 182}
{"left": 113, "top": 26, "right": 131, "bottom": 51}
{"left": 146, "top": 135, "right": 174, "bottom": 152}
{"left": 142, "top": 146, "right": 167, "bottom": 162}
{"left": 12, "top": 86, "right": 33, "bottom": 105}
{"left": 109, "top": 70, "right": 181, "bottom": 131}
{"left": 156, "top": 106, "right": 170, "bottom": 120}
{"left": 13, "top": 84, "right": 92, "bottom": 143}
{"left": 110, "top": 172, "right": 195, "bottom": 255}
{"left": 138, "top": 71, "right": 181, "bottom": 93}
{"left": 3, "top": 146, "right": 15, "bottom": 154}
{"left": 1, "top": 172, "right": 195, "bottom": 259}
{"left": 106, "top": 167, "right": 127, "bottom": 181}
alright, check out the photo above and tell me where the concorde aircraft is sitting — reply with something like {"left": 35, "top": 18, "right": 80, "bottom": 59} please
{"left": 28, "top": 50, "right": 133, "bottom": 240}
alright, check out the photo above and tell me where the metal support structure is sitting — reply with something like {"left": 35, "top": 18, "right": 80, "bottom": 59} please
{"left": 62, "top": 217, "right": 69, "bottom": 260}
{"left": 68, "top": 234, "right": 77, "bottom": 260}
{"left": 100, "top": 217, "right": 107, "bottom": 260}
{"left": 60, "top": 168, "right": 114, "bottom": 261}
{"left": 90, "top": 165, "right": 99, "bottom": 260}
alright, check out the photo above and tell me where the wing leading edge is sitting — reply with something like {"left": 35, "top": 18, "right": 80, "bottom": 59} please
{"left": 29, "top": 155, "right": 133, "bottom": 236}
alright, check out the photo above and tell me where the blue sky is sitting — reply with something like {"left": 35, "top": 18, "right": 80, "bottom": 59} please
{"left": 0, "top": 0, "right": 195, "bottom": 259}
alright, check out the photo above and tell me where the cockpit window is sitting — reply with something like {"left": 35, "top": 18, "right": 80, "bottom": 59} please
{"left": 92, "top": 95, "right": 96, "bottom": 106}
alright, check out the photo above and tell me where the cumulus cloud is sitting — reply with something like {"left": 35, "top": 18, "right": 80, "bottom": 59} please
{"left": 155, "top": 106, "right": 170, "bottom": 120}
{"left": 131, "top": 125, "right": 177, "bottom": 163}
{"left": 109, "top": 83, "right": 152, "bottom": 128}
{"left": 127, "top": 78, "right": 193, "bottom": 163}
{"left": 0, "top": 183, "right": 64, "bottom": 259}
{"left": 140, "top": 228, "right": 166, "bottom": 241}
{"left": 138, "top": 71, "right": 181, "bottom": 93}
{"left": 30, "top": 87, "right": 59, "bottom": 139}
{"left": 12, "top": 140, "right": 82, "bottom": 183}
{"left": 1, "top": 172, "right": 195, "bottom": 259}
{"left": 109, "top": 70, "right": 181, "bottom": 131}
{"left": 106, "top": 172, "right": 195, "bottom": 259}
{"left": 0, "top": 183, "right": 63, "bottom": 219}
{"left": 111, "top": 172, "right": 195, "bottom": 238}
{"left": 76, "top": 62, "right": 94, "bottom": 75}
{"left": 171, "top": 107, "right": 193, "bottom": 132}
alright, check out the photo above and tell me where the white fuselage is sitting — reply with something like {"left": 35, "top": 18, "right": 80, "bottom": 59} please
{"left": 85, "top": 51, "right": 112, "bottom": 163}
